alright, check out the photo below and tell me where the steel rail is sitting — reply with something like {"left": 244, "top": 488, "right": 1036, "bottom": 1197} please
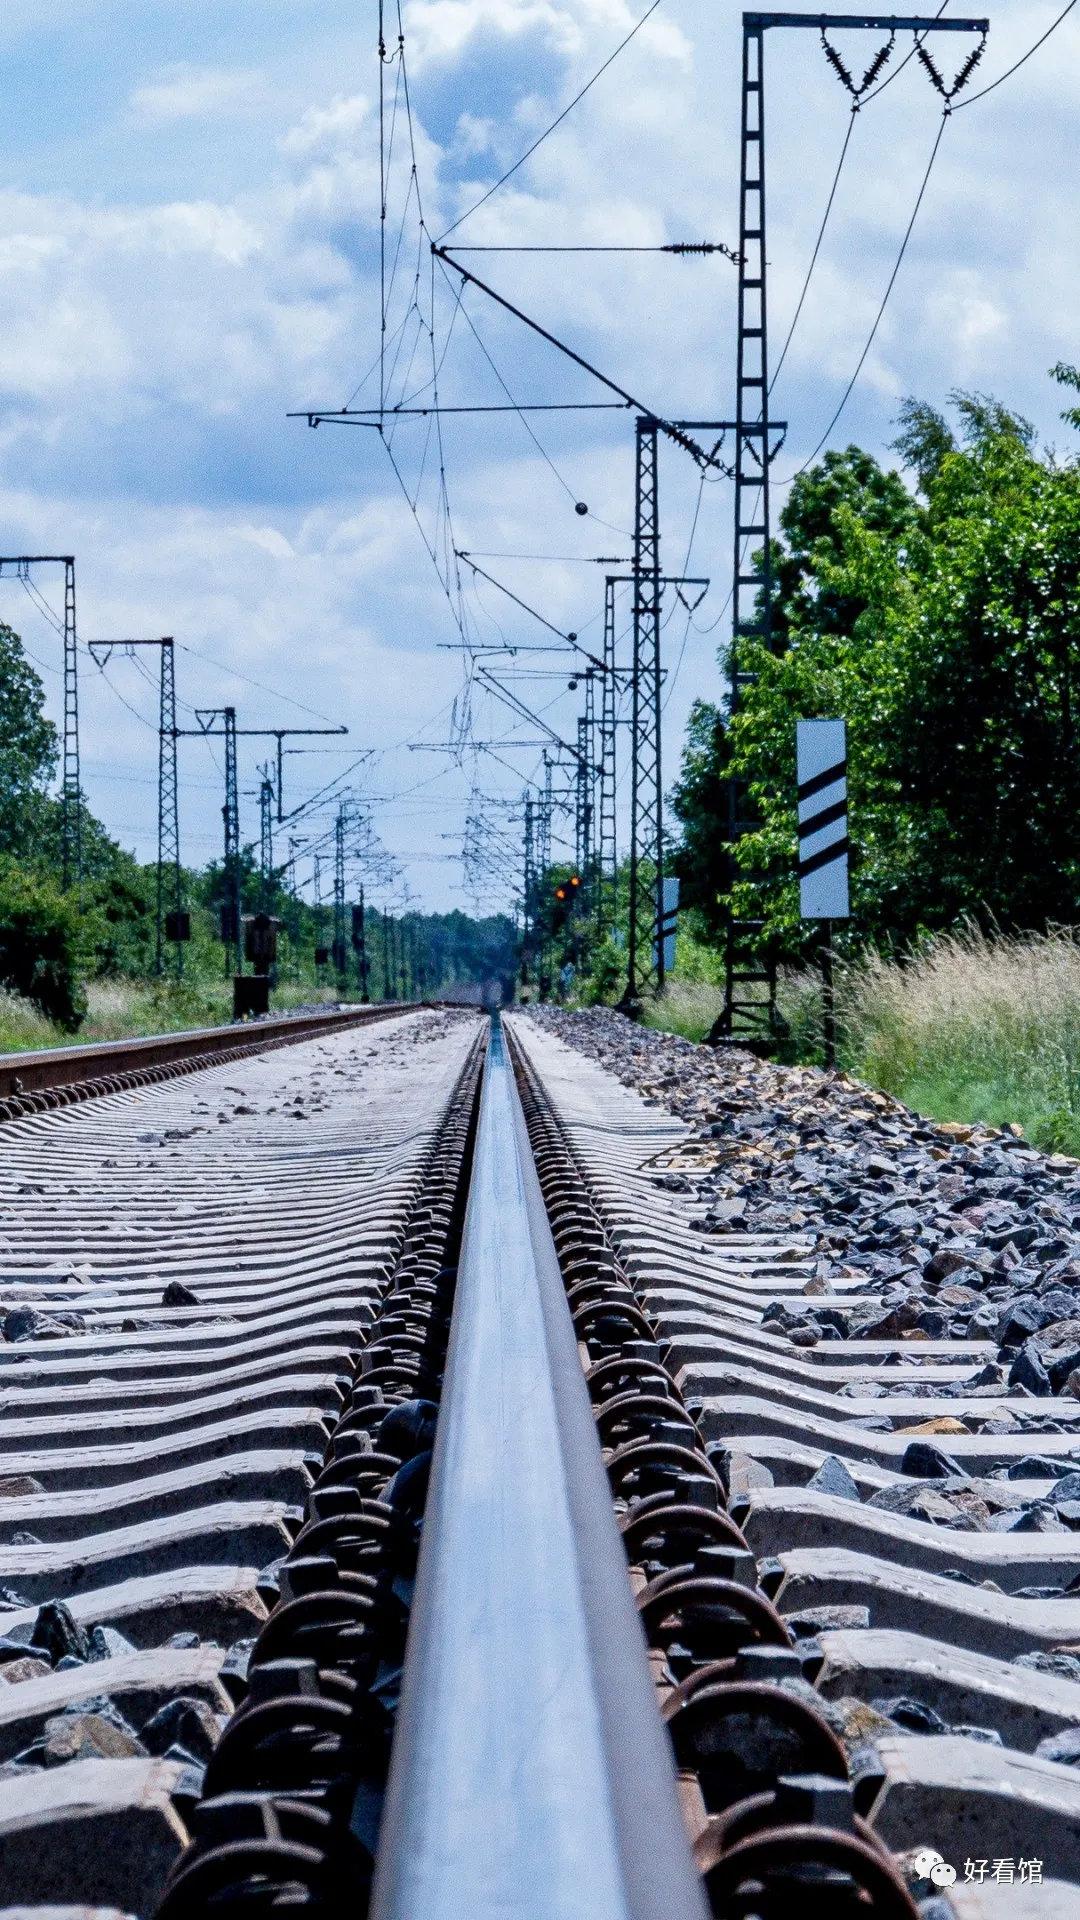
{"left": 370, "top": 1014, "right": 707, "bottom": 1920}
{"left": 0, "top": 1002, "right": 414, "bottom": 1100}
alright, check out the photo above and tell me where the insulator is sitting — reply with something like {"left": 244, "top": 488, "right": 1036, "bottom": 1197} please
{"left": 821, "top": 31, "right": 857, "bottom": 96}
{"left": 916, "top": 42, "right": 948, "bottom": 96}
{"left": 860, "top": 33, "right": 895, "bottom": 93}
{"left": 948, "top": 35, "right": 988, "bottom": 98}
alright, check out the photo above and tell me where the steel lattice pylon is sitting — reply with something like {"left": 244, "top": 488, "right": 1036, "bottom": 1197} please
{"left": 522, "top": 793, "right": 536, "bottom": 986}
{"left": 222, "top": 708, "right": 241, "bottom": 976}
{"left": 355, "top": 885, "right": 370, "bottom": 1000}
{"left": 260, "top": 775, "right": 274, "bottom": 909}
{"left": 156, "top": 640, "right": 181, "bottom": 976}
{"left": 574, "top": 716, "right": 593, "bottom": 887}
{"left": 181, "top": 704, "right": 242, "bottom": 976}
{"left": 61, "top": 560, "right": 80, "bottom": 888}
{"left": 333, "top": 804, "right": 347, "bottom": 982}
{"left": 89, "top": 636, "right": 182, "bottom": 975}
{"left": 715, "top": 17, "right": 782, "bottom": 1044}
{"left": 0, "top": 556, "right": 80, "bottom": 887}
{"left": 626, "top": 417, "right": 663, "bottom": 1006}
{"left": 597, "top": 578, "right": 619, "bottom": 940}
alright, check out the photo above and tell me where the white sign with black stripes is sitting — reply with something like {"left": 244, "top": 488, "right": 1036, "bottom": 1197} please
{"left": 653, "top": 875, "right": 679, "bottom": 974}
{"left": 796, "top": 719, "right": 849, "bottom": 921}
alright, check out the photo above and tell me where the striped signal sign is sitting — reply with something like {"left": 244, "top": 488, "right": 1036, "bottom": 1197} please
{"left": 653, "top": 876, "right": 680, "bottom": 975}
{"left": 796, "top": 719, "right": 849, "bottom": 921}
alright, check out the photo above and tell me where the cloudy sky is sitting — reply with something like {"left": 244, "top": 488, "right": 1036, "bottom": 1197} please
{"left": 0, "top": 0, "right": 1076, "bottom": 915}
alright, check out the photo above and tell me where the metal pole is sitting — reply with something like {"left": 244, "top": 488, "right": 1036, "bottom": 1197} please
{"left": 223, "top": 707, "right": 241, "bottom": 977}
{"left": 820, "top": 918, "right": 836, "bottom": 1068}
{"left": 62, "top": 559, "right": 81, "bottom": 887}
{"left": 718, "top": 20, "right": 778, "bottom": 1043}
{"left": 334, "top": 805, "right": 347, "bottom": 986}
{"left": 260, "top": 774, "right": 274, "bottom": 910}
{"left": 627, "top": 419, "right": 661, "bottom": 1005}
{"left": 599, "top": 580, "right": 618, "bottom": 940}
{"left": 523, "top": 795, "right": 535, "bottom": 988}
{"left": 357, "top": 886, "right": 370, "bottom": 1000}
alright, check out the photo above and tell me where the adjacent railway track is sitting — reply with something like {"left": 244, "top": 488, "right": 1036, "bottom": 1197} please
{"left": 0, "top": 1004, "right": 1075, "bottom": 1916}
{"left": 0, "top": 1001, "right": 411, "bottom": 1114}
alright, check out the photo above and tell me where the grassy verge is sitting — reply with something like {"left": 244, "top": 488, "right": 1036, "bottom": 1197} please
{"left": 638, "top": 924, "right": 1080, "bottom": 1157}
{"left": 0, "top": 975, "right": 352, "bottom": 1054}
{"left": 637, "top": 927, "right": 728, "bottom": 1043}
{"left": 640, "top": 979, "right": 726, "bottom": 1043}
{"left": 815, "top": 925, "right": 1080, "bottom": 1155}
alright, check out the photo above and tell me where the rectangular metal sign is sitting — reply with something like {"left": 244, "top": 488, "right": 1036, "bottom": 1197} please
{"left": 796, "top": 719, "right": 850, "bottom": 921}
{"left": 654, "top": 876, "right": 680, "bottom": 974}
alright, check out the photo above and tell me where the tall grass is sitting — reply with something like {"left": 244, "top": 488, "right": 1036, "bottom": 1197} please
{"left": 0, "top": 975, "right": 350, "bottom": 1055}
{"left": 826, "top": 924, "right": 1080, "bottom": 1153}
{"left": 0, "top": 987, "right": 60, "bottom": 1051}
{"left": 641, "top": 978, "right": 726, "bottom": 1043}
{"left": 643, "top": 924, "right": 1080, "bottom": 1154}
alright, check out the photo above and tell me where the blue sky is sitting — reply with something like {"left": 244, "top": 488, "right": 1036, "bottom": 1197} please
{"left": 0, "top": 0, "right": 1077, "bottom": 914}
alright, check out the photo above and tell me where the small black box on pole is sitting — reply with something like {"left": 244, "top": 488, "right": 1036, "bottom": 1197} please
{"left": 233, "top": 974, "right": 270, "bottom": 1020}
{"left": 796, "top": 719, "right": 849, "bottom": 1068}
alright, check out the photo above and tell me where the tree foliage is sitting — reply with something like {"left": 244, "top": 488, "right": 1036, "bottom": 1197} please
{"left": 0, "top": 623, "right": 58, "bottom": 856}
{"left": 673, "top": 385, "right": 1080, "bottom": 957}
{"left": 0, "top": 859, "right": 88, "bottom": 1029}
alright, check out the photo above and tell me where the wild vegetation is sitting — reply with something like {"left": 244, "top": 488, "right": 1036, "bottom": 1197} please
{"left": 0, "top": 619, "right": 515, "bottom": 1047}
{"left": 543, "top": 374, "right": 1080, "bottom": 1146}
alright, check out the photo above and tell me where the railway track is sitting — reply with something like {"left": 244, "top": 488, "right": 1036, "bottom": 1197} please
{"left": 0, "top": 1002, "right": 1075, "bottom": 1916}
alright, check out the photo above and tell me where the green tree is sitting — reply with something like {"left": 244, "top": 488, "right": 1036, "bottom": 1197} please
{"left": 770, "top": 445, "right": 919, "bottom": 645}
{"left": 0, "top": 859, "right": 88, "bottom": 1028}
{"left": 673, "top": 385, "right": 1080, "bottom": 958}
{"left": 1052, "top": 362, "right": 1080, "bottom": 433}
{"left": 0, "top": 624, "right": 58, "bottom": 856}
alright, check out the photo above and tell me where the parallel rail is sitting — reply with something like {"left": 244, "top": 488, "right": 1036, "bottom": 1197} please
{"left": 372, "top": 1016, "right": 706, "bottom": 1920}
{"left": 0, "top": 1002, "right": 1073, "bottom": 1914}
{"left": 0, "top": 1002, "right": 413, "bottom": 1112}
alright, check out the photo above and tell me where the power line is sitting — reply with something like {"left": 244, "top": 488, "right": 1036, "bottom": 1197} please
{"left": 173, "top": 641, "right": 343, "bottom": 726}
{"left": 437, "top": 0, "right": 663, "bottom": 243}
{"left": 784, "top": 111, "right": 950, "bottom": 482}
{"left": 19, "top": 575, "right": 63, "bottom": 634}
{"left": 770, "top": 110, "right": 858, "bottom": 395}
{"left": 770, "top": 4, "right": 956, "bottom": 399}
{"left": 953, "top": 0, "right": 1077, "bottom": 108}
{"left": 93, "top": 661, "right": 158, "bottom": 731}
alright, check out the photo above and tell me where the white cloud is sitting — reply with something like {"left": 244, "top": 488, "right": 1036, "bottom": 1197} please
{"left": 0, "top": 0, "right": 1077, "bottom": 908}
{"left": 280, "top": 92, "right": 371, "bottom": 158}
{"left": 131, "top": 65, "right": 266, "bottom": 124}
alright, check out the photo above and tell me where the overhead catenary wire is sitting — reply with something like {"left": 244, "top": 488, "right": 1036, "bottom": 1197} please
{"left": 783, "top": 109, "right": 951, "bottom": 483}
{"left": 172, "top": 641, "right": 348, "bottom": 728}
{"left": 952, "top": 0, "right": 1077, "bottom": 107}
{"left": 437, "top": 0, "right": 663, "bottom": 243}
{"left": 769, "top": 3, "right": 953, "bottom": 403}
{"left": 769, "top": 110, "right": 859, "bottom": 395}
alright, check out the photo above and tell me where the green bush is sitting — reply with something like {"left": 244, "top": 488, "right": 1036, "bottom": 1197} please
{"left": 0, "top": 861, "right": 88, "bottom": 1030}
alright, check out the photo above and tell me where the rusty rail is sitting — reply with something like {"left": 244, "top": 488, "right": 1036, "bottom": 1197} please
{"left": 0, "top": 1002, "right": 416, "bottom": 1114}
